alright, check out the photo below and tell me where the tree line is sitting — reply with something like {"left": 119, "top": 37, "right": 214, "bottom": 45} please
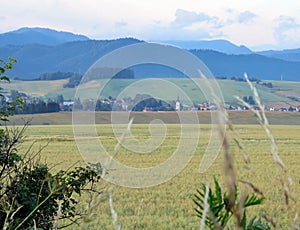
{"left": 71, "top": 94, "right": 175, "bottom": 112}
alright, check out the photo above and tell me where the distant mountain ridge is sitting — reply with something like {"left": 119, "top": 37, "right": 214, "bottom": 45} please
{"left": 258, "top": 49, "right": 300, "bottom": 62}
{"left": 154, "top": 39, "right": 253, "bottom": 55}
{"left": 190, "top": 50, "right": 300, "bottom": 81}
{"left": 0, "top": 27, "right": 299, "bottom": 82}
{"left": 0, "top": 27, "right": 89, "bottom": 46}
{"left": 0, "top": 38, "right": 143, "bottom": 78}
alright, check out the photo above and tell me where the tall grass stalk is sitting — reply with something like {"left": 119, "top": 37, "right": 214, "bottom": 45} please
{"left": 236, "top": 74, "right": 285, "bottom": 169}
{"left": 109, "top": 192, "right": 121, "bottom": 230}
{"left": 237, "top": 73, "right": 298, "bottom": 228}
{"left": 200, "top": 74, "right": 242, "bottom": 228}
{"left": 105, "top": 117, "right": 134, "bottom": 230}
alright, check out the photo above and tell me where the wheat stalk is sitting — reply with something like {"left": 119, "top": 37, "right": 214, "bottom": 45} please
{"left": 243, "top": 73, "right": 285, "bottom": 169}
{"left": 105, "top": 117, "right": 134, "bottom": 230}
{"left": 200, "top": 74, "right": 241, "bottom": 227}
{"left": 240, "top": 73, "right": 298, "bottom": 227}
{"left": 109, "top": 191, "right": 122, "bottom": 230}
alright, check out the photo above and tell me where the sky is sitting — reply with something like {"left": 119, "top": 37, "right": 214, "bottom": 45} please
{"left": 1, "top": 0, "right": 300, "bottom": 50}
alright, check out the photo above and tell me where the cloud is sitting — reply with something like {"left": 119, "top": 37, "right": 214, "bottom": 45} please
{"left": 238, "top": 11, "right": 257, "bottom": 24}
{"left": 275, "top": 16, "right": 299, "bottom": 30}
{"left": 162, "top": 8, "right": 225, "bottom": 40}
{"left": 136, "top": 20, "right": 208, "bottom": 41}
{"left": 146, "top": 8, "right": 263, "bottom": 42}
{"left": 171, "top": 9, "right": 215, "bottom": 28}
{"left": 273, "top": 16, "right": 300, "bottom": 45}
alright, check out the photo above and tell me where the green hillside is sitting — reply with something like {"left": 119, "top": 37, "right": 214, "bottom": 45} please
{"left": 1, "top": 78, "right": 299, "bottom": 105}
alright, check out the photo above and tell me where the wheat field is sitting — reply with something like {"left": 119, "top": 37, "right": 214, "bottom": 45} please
{"left": 15, "top": 123, "right": 300, "bottom": 229}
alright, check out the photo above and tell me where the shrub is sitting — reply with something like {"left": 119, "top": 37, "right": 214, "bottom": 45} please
{"left": 0, "top": 57, "right": 103, "bottom": 229}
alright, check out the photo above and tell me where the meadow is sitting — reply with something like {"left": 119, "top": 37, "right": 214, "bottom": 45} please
{"left": 2, "top": 78, "right": 300, "bottom": 106}
{"left": 16, "top": 120, "right": 300, "bottom": 229}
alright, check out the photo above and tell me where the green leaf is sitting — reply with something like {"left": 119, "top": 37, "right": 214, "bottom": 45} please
{"left": 246, "top": 216, "right": 271, "bottom": 230}
{"left": 214, "top": 176, "right": 222, "bottom": 204}
{"left": 8, "top": 57, "right": 17, "bottom": 63}
{"left": 0, "top": 76, "right": 10, "bottom": 82}
{"left": 244, "top": 194, "right": 264, "bottom": 208}
{"left": 5, "top": 62, "right": 13, "bottom": 69}
{"left": 241, "top": 210, "right": 247, "bottom": 229}
{"left": 194, "top": 177, "right": 265, "bottom": 229}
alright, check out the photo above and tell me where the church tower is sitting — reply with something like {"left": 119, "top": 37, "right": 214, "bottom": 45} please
{"left": 175, "top": 96, "right": 181, "bottom": 111}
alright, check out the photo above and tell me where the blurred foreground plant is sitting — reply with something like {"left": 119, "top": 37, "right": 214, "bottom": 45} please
{"left": 194, "top": 177, "right": 269, "bottom": 229}
{"left": 194, "top": 73, "right": 299, "bottom": 229}
{"left": 0, "top": 58, "right": 103, "bottom": 229}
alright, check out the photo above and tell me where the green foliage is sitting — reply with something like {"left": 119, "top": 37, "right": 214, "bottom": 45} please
{"left": 37, "top": 71, "right": 81, "bottom": 81}
{"left": 0, "top": 58, "right": 103, "bottom": 229}
{"left": 1, "top": 60, "right": 60, "bottom": 115}
{"left": 0, "top": 58, "right": 24, "bottom": 121}
{"left": 194, "top": 177, "right": 231, "bottom": 227}
{"left": 63, "top": 74, "right": 82, "bottom": 88}
{"left": 193, "top": 177, "right": 269, "bottom": 229}
{"left": 243, "top": 215, "right": 271, "bottom": 230}
{"left": 0, "top": 124, "right": 102, "bottom": 229}
{"left": 243, "top": 95, "right": 255, "bottom": 105}
{"left": 0, "top": 57, "right": 16, "bottom": 80}
{"left": 63, "top": 68, "right": 135, "bottom": 89}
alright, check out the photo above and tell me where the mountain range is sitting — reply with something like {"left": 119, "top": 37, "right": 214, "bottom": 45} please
{"left": 257, "top": 49, "right": 300, "bottom": 62}
{"left": 152, "top": 40, "right": 252, "bottom": 55}
{"left": 0, "top": 27, "right": 299, "bottom": 81}
{"left": 0, "top": 27, "right": 89, "bottom": 46}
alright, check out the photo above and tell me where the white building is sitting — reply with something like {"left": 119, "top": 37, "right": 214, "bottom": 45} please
{"left": 175, "top": 97, "right": 181, "bottom": 111}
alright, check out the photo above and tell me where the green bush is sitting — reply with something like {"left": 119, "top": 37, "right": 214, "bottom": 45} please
{"left": 0, "top": 58, "right": 103, "bottom": 229}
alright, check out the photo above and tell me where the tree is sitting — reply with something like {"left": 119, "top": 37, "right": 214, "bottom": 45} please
{"left": 56, "top": 94, "right": 64, "bottom": 104}
{"left": 73, "top": 97, "right": 83, "bottom": 110}
{"left": 248, "top": 96, "right": 255, "bottom": 105}
{"left": 95, "top": 99, "right": 112, "bottom": 111}
{"left": 266, "top": 82, "right": 273, "bottom": 88}
{"left": 243, "top": 96, "right": 255, "bottom": 105}
{"left": 46, "top": 101, "right": 60, "bottom": 112}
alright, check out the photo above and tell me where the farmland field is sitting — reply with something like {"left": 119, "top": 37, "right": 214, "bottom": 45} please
{"left": 6, "top": 110, "right": 300, "bottom": 126}
{"left": 15, "top": 120, "right": 300, "bottom": 229}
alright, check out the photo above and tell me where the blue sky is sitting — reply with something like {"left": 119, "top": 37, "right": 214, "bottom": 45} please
{"left": 1, "top": 0, "right": 300, "bottom": 50}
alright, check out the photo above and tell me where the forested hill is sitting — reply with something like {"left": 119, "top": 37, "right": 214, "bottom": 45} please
{"left": 190, "top": 50, "right": 300, "bottom": 81}
{"left": 258, "top": 48, "right": 300, "bottom": 62}
{"left": 0, "top": 38, "right": 143, "bottom": 79}
{"left": 0, "top": 28, "right": 299, "bottom": 81}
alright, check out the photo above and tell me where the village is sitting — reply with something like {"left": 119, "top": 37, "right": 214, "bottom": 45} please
{"left": 61, "top": 95, "right": 300, "bottom": 113}
{"left": 1, "top": 89, "right": 299, "bottom": 114}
